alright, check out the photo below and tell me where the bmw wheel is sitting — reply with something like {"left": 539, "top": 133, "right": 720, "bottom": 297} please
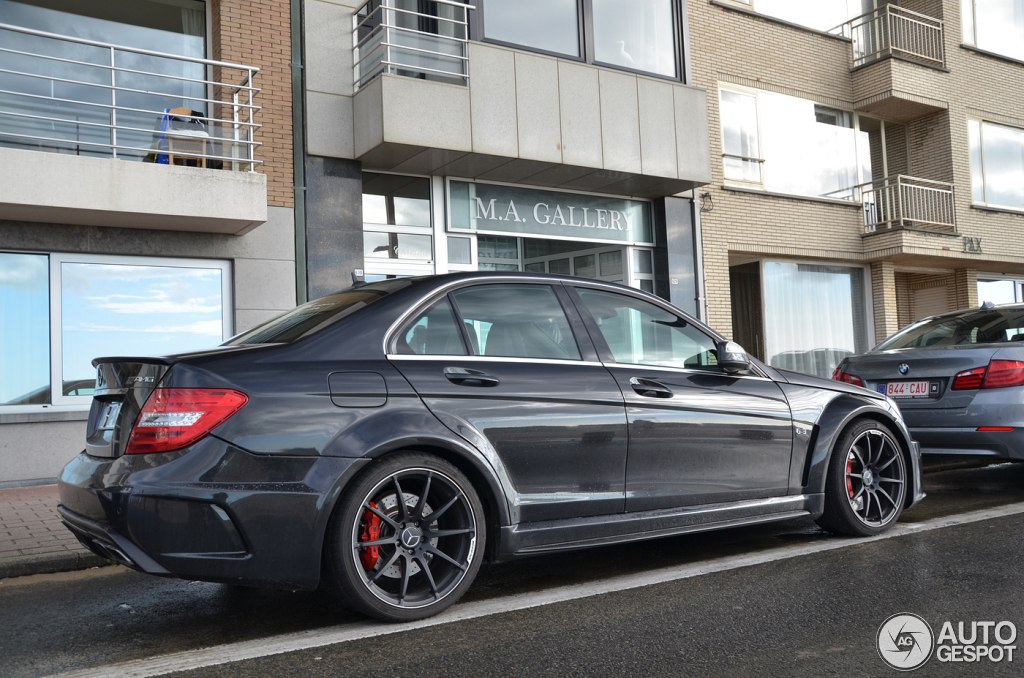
{"left": 326, "top": 453, "right": 485, "bottom": 622}
{"left": 817, "top": 420, "right": 907, "bottom": 537}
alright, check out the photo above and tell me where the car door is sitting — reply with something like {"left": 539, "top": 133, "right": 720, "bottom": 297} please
{"left": 388, "top": 281, "right": 628, "bottom": 522}
{"left": 568, "top": 285, "right": 794, "bottom": 512}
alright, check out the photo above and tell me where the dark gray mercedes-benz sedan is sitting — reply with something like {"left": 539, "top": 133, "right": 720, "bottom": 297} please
{"left": 834, "top": 302, "right": 1024, "bottom": 461}
{"left": 59, "top": 273, "right": 923, "bottom": 622}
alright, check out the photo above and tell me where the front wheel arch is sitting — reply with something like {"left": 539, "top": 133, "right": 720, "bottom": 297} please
{"left": 816, "top": 417, "right": 910, "bottom": 536}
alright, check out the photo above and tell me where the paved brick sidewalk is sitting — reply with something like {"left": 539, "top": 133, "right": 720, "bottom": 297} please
{"left": 0, "top": 484, "right": 107, "bottom": 579}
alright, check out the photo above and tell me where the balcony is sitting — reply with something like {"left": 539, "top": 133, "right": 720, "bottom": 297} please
{"left": 0, "top": 22, "right": 267, "bottom": 234}
{"left": 861, "top": 176, "right": 956, "bottom": 234}
{"left": 838, "top": 5, "right": 946, "bottom": 69}
{"left": 832, "top": 6, "right": 948, "bottom": 122}
{"left": 350, "top": 1, "right": 710, "bottom": 197}
{"left": 353, "top": 0, "right": 472, "bottom": 90}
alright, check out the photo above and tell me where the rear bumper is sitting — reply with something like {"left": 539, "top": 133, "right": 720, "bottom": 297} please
{"left": 57, "top": 439, "right": 369, "bottom": 589}
{"left": 909, "top": 427, "right": 1024, "bottom": 460}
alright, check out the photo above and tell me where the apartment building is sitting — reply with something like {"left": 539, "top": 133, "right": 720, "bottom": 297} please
{"left": 0, "top": 0, "right": 295, "bottom": 483}
{"left": 691, "top": 0, "right": 1024, "bottom": 378}
{"left": 299, "top": 0, "right": 710, "bottom": 307}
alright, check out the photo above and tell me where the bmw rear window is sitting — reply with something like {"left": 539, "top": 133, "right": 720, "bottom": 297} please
{"left": 226, "top": 279, "right": 414, "bottom": 344}
{"left": 876, "top": 307, "right": 1024, "bottom": 349}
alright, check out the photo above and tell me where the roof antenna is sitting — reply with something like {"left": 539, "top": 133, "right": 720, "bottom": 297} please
{"left": 981, "top": 300, "right": 996, "bottom": 310}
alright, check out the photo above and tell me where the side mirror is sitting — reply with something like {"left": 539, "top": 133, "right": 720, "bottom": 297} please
{"left": 717, "top": 341, "right": 751, "bottom": 375}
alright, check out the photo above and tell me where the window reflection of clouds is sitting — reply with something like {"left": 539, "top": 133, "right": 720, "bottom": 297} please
{"left": 970, "top": 120, "right": 1024, "bottom": 210}
{"left": 0, "top": 253, "right": 49, "bottom": 404}
{"left": 965, "top": 0, "right": 1024, "bottom": 61}
{"left": 593, "top": 0, "right": 676, "bottom": 77}
{"left": 483, "top": 0, "right": 580, "bottom": 57}
{"left": 61, "top": 263, "right": 224, "bottom": 382}
{"left": 722, "top": 88, "right": 868, "bottom": 200}
{"left": 746, "top": 0, "right": 870, "bottom": 31}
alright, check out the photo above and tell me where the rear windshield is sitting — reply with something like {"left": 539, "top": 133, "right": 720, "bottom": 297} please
{"left": 876, "top": 307, "right": 1024, "bottom": 350}
{"left": 226, "top": 279, "right": 414, "bottom": 345}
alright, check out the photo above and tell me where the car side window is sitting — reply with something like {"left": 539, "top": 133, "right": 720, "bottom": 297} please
{"left": 451, "top": 284, "right": 581, "bottom": 360}
{"left": 576, "top": 288, "right": 720, "bottom": 371}
{"left": 396, "top": 297, "right": 467, "bottom": 355}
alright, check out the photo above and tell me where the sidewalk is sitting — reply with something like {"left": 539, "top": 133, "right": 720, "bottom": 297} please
{"left": 0, "top": 484, "right": 107, "bottom": 579}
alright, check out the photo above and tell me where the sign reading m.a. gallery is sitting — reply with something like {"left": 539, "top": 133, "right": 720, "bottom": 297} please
{"left": 449, "top": 181, "right": 654, "bottom": 245}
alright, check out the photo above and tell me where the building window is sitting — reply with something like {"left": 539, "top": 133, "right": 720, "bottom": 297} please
{"left": 969, "top": 119, "right": 1024, "bottom": 211}
{"left": 732, "top": 0, "right": 872, "bottom": 33}
{"left": 962, "top": 0, "right": 1024, "bottom": 62}
{"left": 0, "top": 0, "right": 208, "bottom": 161}
{"left": 762, "top": 261, "right": 868, "bottom": 379}
{"left": 719, "top": 86, "right": 871, "bottom": 201}
{"left": 362, "top": 173, "right": 434, "bottom": 278}
{"left": 979, "top": 278, "right": 1024, "bottom": 304}
{"left": 0, "top": 252, "right": 231, "bottom": 409}
{"left": 479, "top": 0, "right": 681, "bottom": 79}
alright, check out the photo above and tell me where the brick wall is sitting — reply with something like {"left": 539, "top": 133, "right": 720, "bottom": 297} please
{"left": 689, "top": 0, "right": 1024, "bottom": 342}
{"left": 212, "top": 0, "right": 294, "bottom": 208}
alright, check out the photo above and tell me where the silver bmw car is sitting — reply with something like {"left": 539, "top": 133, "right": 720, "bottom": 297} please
{"left": 834, "top": 302, "right": 1024, "bottom": 460}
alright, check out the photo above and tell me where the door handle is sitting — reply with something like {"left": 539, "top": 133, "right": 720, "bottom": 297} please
{"left": 629, "top": 377, "right": 673, "bottom": 399}
{"left": 444, "top": 366, "right": 500, "bottom": 387}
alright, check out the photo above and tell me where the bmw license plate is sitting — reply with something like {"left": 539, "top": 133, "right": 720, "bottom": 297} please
{"left": 884, "top": 380, "right": 931, "bottom": 398}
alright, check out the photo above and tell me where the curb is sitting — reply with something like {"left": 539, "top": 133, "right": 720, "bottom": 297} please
{"left": 0, "top": 551, "right": 110, "bottom": 580}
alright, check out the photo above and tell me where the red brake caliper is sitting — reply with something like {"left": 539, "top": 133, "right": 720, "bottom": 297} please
{"left": 845, "top": 454, "right": 855, "bottom": 498}
{"left": 359, "top": 502, "right": 382, "bottom": 570}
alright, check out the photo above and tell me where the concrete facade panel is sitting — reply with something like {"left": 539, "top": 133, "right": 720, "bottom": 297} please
{"left": 468, "top": 44, "right": 519, "bottom": 157}
{"left": 598, "top": 70, "right": 642, "bottom": 174}
{"left": 513, "top": 52, "right": 563, "bottom": 163}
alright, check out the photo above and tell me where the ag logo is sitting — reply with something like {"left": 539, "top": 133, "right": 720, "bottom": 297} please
{"left": 878, "top": 613, "right": 934, "bottom": 671}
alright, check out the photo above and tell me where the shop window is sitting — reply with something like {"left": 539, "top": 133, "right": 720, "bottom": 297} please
{"left": 962, "top": 0, "right": 1024, "bottom": 62}
{"left": 479, "top": 0, "right": 681, "bottom": 80}
{"left": 969, "top": 119, "right": 1024, "bottom": 211}
{"left": 0, "top": 252, "right": 230, "bottom": 409}
{"left": 0, "top": 0, "right": 208, "bottom": 160}
{"left": 762, "top": 262, "right": 867, "bottom": 378}
{"left": 719, "top": 86, "right": 871, "bottom": 201}
{"left": 730, "top": 0, "right": 872, "bottom": 33}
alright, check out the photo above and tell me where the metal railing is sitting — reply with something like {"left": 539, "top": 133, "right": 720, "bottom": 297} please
{"left": 353, "top": 0, "right": 474, "bottom": 91}
{"left": 833, "top": 5, "right": 945, "bottom": 69}
{"left": 861, "top": 175, "right": 956, "bottom": 233}
{"left": 0, "top": 22, "right": 260, "bottom": 170}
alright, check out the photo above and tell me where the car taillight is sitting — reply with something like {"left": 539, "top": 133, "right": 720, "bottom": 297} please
{"left": 831, "top": 366, "right": 864, "bottom": 387}
{"left": 952, "top": 360, "right": 1024, "bottom": 391}
{"left": 126, "top": 388, "right": 248, "bottom": 454}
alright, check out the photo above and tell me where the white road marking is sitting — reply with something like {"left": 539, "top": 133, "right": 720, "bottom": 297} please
{"left": 49, "top": 501, "right": 1024, "bottom": 678}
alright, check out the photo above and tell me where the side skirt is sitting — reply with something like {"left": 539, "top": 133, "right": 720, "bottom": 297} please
{"left": 497, "top": 494, "right": 825, "bottom": 560}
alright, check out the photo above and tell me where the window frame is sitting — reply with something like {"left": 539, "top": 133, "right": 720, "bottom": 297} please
{"left": 472, "top": 0, "right": 687, "bottom": 83}
{"left": 0, "top": 251, "right": 232, "bottom": 412}
{"left": 567, "top": 283, "right": 729, "bottom": 374}
{"left": 968, "top": 117, "right": 1024, "bottom": 213}
{"left": 718, "top": 83, "right": 874, "bottom": 202}
{"left": 961, "top": 0, "right": 1024, "bottom": 63}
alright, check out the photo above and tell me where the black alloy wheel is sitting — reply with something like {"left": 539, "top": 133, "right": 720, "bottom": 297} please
{"left": 817, "top": 420, "right": 908, "bottom": 537}
{"left": 326, "top": 453, "right": 485, "bottom": 622}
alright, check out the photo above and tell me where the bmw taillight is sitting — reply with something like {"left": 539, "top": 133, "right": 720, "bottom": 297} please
{"left": 126, "top": 388, "right": 248, "bottom": 454}
{"left": 951, "top": 360, "right": 1024, "bottom": 391}
{"left": 831, "top": 366, "right": 864, "bottom": 387}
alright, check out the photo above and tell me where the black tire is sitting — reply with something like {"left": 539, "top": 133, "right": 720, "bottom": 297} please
{"left": 816, "top": 419, "right": 908, "bottom": 537}
{"left": 325, "top": 452, "right": 486, "bottom": 622}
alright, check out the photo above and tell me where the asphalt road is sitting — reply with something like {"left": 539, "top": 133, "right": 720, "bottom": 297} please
{"left": 2, "top": 462, "right": 1023, "bottom": 677}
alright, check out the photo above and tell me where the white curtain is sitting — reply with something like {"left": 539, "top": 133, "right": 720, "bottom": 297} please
{"left": 763, "top": 262, "right": 866, "bottom": 378}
